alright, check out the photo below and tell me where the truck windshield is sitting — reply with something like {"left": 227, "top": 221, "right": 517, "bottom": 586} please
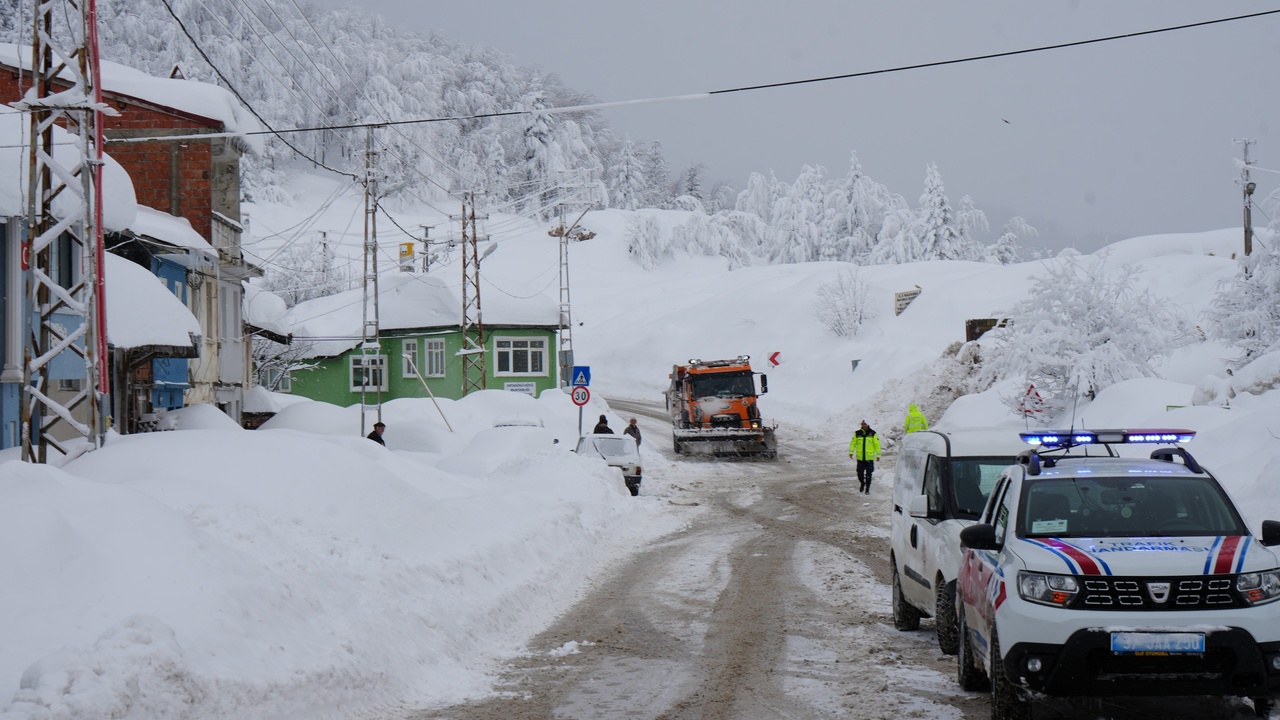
{"left": 1019, "top": 476, "right": 1248, "bottom": 538}
{"left": 689, "top": 372, "right": 755, "bottom": 398}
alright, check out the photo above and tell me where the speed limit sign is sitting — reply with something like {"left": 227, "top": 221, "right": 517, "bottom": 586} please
{"left": 571, "top": 385, "right": 590, "bottom": 406}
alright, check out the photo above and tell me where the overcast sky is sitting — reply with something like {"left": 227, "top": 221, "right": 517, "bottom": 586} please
{"left": 311, "top": 0, "right": 1279, "bottom": 251}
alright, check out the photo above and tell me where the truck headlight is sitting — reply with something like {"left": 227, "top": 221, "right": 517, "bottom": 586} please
{"left": 1018, "top": 571, "right": 1079, "bottom": 607}
{"left": 1237, "top": 570, "right": 1280, "bottom": 605}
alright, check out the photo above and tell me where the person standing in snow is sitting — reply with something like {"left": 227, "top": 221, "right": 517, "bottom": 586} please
{"left": 593, "top": 415, "right": 614, "bottom": 434}
{"left": 849, "top": 420, "right": 881, "bottom": 494}
{"left": 367, "top": 422, "right": 386, "bottom": 446}
{"left": 904, "top": 403, "right": 929, "bottom": 434}
{"left": 623, "top": 417, "right": 642, "bottom": 447}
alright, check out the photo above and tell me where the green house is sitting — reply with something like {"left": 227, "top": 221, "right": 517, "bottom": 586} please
{"left": 276, "top": 272, "right": 561, "bottom": 403}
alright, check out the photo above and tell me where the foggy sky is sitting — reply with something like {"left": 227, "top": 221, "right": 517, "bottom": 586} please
{"left": 312, "top": 0, "right": 1280, "bottom": 252}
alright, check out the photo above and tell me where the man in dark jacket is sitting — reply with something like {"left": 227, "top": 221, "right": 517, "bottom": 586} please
{"left": 592, "top": 415, "right": 613, "bottom": 434}
{"left": 367, "top": 422, "right": 386, "bottom": 446}
{"left": 623, "top": 417, "right": 642, "bottom": 447}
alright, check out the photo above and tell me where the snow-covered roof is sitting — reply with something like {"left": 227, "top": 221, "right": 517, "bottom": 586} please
{"left": 0, "top": 111, "right": 137, "bottom": 229}
{"left": 283, "top": 272, "right": 560, "bottom": 359}
{"left": 243, "top": 283, "right": 292, "bottom": 340}
{"left": 0, "top": 43, "right": 265, "bottom": 155}
{"left": 104, "top": 252, "right": 200, "bottom": 349}
{"left": 129, "top": 206, "right": 215, "bottom": 258}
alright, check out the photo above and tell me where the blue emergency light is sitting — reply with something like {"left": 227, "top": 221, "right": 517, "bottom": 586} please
{"left": 1020, "top": 429, "right": 1195, "bottom": 448}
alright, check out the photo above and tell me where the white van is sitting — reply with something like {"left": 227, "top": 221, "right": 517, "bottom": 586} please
{"left": 890, "top": 428, "right": 1028, "bottom": 654}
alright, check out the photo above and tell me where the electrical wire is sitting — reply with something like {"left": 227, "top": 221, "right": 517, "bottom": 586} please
{"left": 109, "top": 7, "right": 1280, "bottom": 147}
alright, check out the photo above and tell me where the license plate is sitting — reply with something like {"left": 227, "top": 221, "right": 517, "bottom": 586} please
{"left": 1110, "top": 631, "right": 1205, "bottom": 655}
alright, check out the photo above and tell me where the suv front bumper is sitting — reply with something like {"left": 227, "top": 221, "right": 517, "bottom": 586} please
{"left": 1006, "top": 629, "right": 1280, "bottom": 697}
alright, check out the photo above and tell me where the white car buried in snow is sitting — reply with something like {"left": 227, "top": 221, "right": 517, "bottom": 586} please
{"left": 956, "top": 429, "right": 1280, "bottom": 720}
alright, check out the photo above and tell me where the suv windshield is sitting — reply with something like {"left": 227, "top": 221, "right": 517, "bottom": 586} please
{"left": 1019, "top": 476, "right": 1248, "bottom": 538}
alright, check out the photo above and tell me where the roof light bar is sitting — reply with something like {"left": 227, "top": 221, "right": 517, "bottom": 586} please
{"left": 1020, "top": 429, "right": 1195, "bottom": 448}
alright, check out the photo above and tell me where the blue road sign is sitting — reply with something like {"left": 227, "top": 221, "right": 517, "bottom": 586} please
{"left": 572, "top": 365, "right": 591, "bottom": 387}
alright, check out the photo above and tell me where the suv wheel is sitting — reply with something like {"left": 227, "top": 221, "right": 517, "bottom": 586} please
{"left": 935, "top": 580, "right": 959, "bottom": 655}
{"left": 892, "top": 566, "right": 921, "bottom": 631}
{"left": 956, "top": 608, "right": 988, "bottom": 691}
{"left": 990, "top": 628, "right": 1031, "bottom": 720}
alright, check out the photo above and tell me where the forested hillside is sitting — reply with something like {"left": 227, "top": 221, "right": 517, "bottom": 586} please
{"left": 1, "top": 0, "right": 1035, "bottom": 265}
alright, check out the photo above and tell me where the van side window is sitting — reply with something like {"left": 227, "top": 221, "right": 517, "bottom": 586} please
{"left": 923, "top": 456, "right": 944, "bottom": 513}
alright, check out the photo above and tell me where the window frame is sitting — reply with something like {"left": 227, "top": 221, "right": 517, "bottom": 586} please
{"left": 493, "top": 336, "right": 548, "bottom": 377}
{"left": 402, "top": 338, "right": 419, "bottom": 379}
{"left": 424, "top": 338, "right": 446, "bottom": 378}
{"left": 350, "top": 354, "right": 388, "bottom": 392}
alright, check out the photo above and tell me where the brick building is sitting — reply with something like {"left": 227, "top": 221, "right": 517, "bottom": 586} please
{"left": 1, "top": 44, "right": 261, "bottom": 424}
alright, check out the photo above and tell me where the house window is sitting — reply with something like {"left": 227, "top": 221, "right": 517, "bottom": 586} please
{"left": 350, "top": 355, "right": 387, "bottom": 392}
{"left": 425, "top": 338, "right": 446, "bottom": 377}
{"left": 494, "top": 337, "right": 546, "bottom": 376}
{"left": 403, "top": 339, "right": 419, "bottom": 378}
{"left": 263, "top": 367, "right": 291, "bottom": 392}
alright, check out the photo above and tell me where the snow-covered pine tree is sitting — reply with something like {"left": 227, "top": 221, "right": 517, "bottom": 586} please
{"left": 914, "top": 163, "right": 965, "bottom": 261}
{"left": 643, "top": 141, "right": 672, "bottom": 208}
{"left": 978, "top": 249, "right": 1192, "bottom": 418}
{"left": 607, "top": 136, "right": 648, "bottom": 211}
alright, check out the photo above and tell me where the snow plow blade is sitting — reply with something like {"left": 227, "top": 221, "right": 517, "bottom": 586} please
{"left": 672, "top": 427, "right": 778, "bottom": 459}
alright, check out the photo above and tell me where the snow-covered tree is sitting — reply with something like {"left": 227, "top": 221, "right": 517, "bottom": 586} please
{"left": 988, "top": 217, "right": 1036, "bottom": 265}
{"left": 260, "top": 236, "right": 347, "bottom": 306}
{"left": 669, "top": 198, "right": 750, "bottom": 270}
{"left": 676, "top": 162, "right": 705, "bottom": 201}
{"left": 606, "top": 135, "right": 647, "bottom": 211}
{"left": 626, "top": 214, "right": 669, "bottom": 270}
{"left": 914, "top": 164, "right": 965, "bottom": 261}
{"left": 768, "top": 164, "right": 826, "bottom": 264}
{"left": 642, "top": 141, "right": 672, "bottom": 208}
{"left": 977, "top": 249, "right": 1193, "bottom": 418}
{"left": 1205, "top": 236, "right": 1280, "bottom": 367}
{"left": 812, "top": 267, "right": 876, "bottom": 337}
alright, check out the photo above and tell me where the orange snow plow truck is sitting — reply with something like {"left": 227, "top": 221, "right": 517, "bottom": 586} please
{"left": 665, "top": 355, "right": 778, "bottom": 459}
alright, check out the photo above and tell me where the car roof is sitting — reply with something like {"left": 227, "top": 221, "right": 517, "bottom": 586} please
{"left": 1019, "top": 454, "right": 1209, "bottom": 479}
{"left": 903, "top": 427, "right": 1031, "bottom": 456}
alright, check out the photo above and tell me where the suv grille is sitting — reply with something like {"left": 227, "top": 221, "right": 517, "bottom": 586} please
{"left": 1073, "top": 576, "right": 1246, "bottom": 610}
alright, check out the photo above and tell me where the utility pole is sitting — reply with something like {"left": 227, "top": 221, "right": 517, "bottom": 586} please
{"left": 359, "top": 126, "right": 381, "bottom": 435}
{"left": 18, "top": 0, "right": 111, "bottom": 462}
{"left": 458, "top": 193, "right": 486, "bottom": 396}
{"left": 1236, "top": 138, "right": 1256, "bottom": 256}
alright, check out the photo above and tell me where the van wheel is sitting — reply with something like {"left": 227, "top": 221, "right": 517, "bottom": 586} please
{"left": 892, "top": 567, "right": 921, "bottom": 631}
{"left": 936, "top": 580, "right": 959, "bottom": 655}
{"left": 957, "top": 608, "right": 989, "bottom": 691}
{"left": 990, "top": 628, "right": 1031, "bottom": 720}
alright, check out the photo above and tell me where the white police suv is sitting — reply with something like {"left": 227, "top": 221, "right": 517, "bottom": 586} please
{"left": 956, "top": 429, "right": 1280, "bottom": 719}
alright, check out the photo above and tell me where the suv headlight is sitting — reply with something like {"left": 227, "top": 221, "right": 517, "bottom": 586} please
{"left": 1018, "top": 571, "right": 1079, "bottom": 607}
{"left": 1237, "top": 570, "right": 1280, "bottom": 605}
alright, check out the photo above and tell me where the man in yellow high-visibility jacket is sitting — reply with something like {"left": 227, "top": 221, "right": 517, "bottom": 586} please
{"left": 904, "top": 403, "right": 929, "bottom": 434}
{"left": 849, "top": 420, "right": 881, "bottom": 495}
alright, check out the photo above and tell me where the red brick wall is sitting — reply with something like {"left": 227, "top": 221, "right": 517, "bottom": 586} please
{"left": 1, "top": 67, "right": 219, "bottom": 241}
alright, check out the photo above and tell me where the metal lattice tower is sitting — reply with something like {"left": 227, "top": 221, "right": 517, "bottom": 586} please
{"left": 17, "top": 0, "right": 112, "bottom": 463}
{"left": 458, "top": 193, "right": 486, "bottom": 396}
{"left": 359, "top": 126, "right": 381, "bottom": 433}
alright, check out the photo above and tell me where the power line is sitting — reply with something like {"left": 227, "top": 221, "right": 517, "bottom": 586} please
{"left": 111, "top": 8, "right": 1280, "bottom": 146}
